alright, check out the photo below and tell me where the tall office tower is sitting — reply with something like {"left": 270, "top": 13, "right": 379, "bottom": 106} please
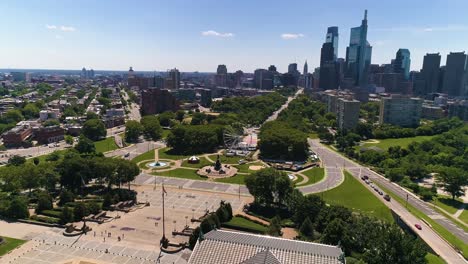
{"left": 443, "top": 52, "right": 467, "bottom": 97}
{"left": 128, "top": 67, "right": 135, "bottom": 78}
{"left": 326, "top": 26, "right": 339, "bottom": 60}
{"left": 253, "top": 69, "right": 273, "bottom": 90}
{"left": 268, "top": 65, "right": 277, "bottom": 72}
{"left": 319, "top": 35, "right": 339, "bottom": 89}
{"left": 345, "top": 10, "right": 372, "bottom": 88}
{"left": 288, "top": 63, "right": 298, "bottom": 73}
{"left": 393, "top": 49, "right": 411, "bottom": 80}
{"left": 215, "top": 65, "right": 228, "bottom": 87}
{"left": 303, "top": 60, "right": 308, "bottom": 75}
{"left": 417, "top": 53, "right": 441, "bottom": 95}
{"left": 167, "top": 68, "right": 180, "bottom": 89}
{"left": 216, "top": 64, "right": 228, "bottom": 75}
{"left": 81, "top": 67, "right": 87, "bottom": 79}
{"left": 379, "top": 95, "right": 422, "bottom": 127}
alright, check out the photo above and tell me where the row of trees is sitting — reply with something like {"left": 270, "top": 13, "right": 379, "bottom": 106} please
{"left": 244, "top": 168, "right": 429, "bottom": 263}
{"left": 259, "top": 121, "right": 309, "bottom": 161}
{"left": 167, "top": 124, "right": 223, "bottom": 154}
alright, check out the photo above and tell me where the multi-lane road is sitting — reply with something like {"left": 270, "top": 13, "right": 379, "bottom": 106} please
{"left": 308, "top": 139, "right": 466, "bottom": 264}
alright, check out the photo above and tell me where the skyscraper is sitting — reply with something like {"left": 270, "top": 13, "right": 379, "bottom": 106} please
{"left": 326, "top": 26, "right": 339, "bottom": 60}
{"left": 216, "top": 65, "right": 227, "bottom": 75}
{"left": 442, "top": 52, "right": 467, "bottom": 97}
{"left": 215, "top": 65, "right": 228, "bottom": 87}
{"left": 418, "top": 53, "right": 441, "bottom": 95}
{"left": 345, "top": 10, "right": 372, "bottom": 88}
{"left": 393, "top": 49, "right": 411, "bottom": 80}
{"left": 303, "top": 60, "right": 308, "bottom": 75}
{"left": 288, "top": 63, "right": 298, "bottom": 74}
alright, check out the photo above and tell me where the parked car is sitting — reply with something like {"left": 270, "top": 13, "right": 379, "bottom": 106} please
{"left": 415, "top": 224, "right": 422, "bottom": 230}
{"left": 384, "top": 194, "right": 391, "bottom": 201}
{"left": 124, "top": 153, "right": 130, "bottom": 158}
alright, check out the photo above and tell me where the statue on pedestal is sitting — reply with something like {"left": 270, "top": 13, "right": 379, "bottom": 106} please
{"left": 214, "top": 155, "right": 222, "bottom": 171}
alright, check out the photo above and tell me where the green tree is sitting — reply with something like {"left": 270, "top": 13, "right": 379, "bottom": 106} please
{"left": 140, "top": 115, "right": 163, "bottom": 141}
{"left": 73, "top": 202, "right": 89, "bottom": 221}
{"left": 158, "top": 111, "right": 175, "bottom": 127}
{"left": 125, "top": 120, "right": 143, "bottom": 143}
{"left": 321, "top": 218, "right": 351, "bottom": 253}
{"left": 82, "top": 119, "right": 106, "bottom": 141}
{"left": 20, "top": 163, "right": 40, "bottom": 195}
{"left": 35, "top": 191, "right": 53, "bottom": 213}
{"left": 64, "top": 135, "right": 74, "bottom": 145}
{"left": 58, "top": 190, "right": 75, "bottom": 206}
{"left": 8, "top": 155, "right": 26, "bottom": 166}
{"left": 43, "top": 119, "right": 60, "bottom": 127}
{"left": 299, "top": 217, "right": 314, "bottom": 239}
{"left": 4, "top": 109, "right": 24, "bottom": 123}
{"left": 437, "top": 167, "right": 468, "bottom": 200}
{"left": 22, "top": 103, "right": 40, "bottom": 119}
{"left": 86, "top": 111, "right": 99, "bottom": 120}
{"left": 33, "top": 157, "right": 40, "bottom": 165}
{"left": 75, "top": 135, "right": 96, "bottom": 154}
{"left": 175, "top": 110, "right": 185, "bottom": 122}
{"left": 267, "top": 216, "right": 282, "bottom": 236}
{"left": 7, "top": 196, "right": 29, "bottom": 219}
{"left": 60, "top": 206, "right": 74, "bottom": 224}
{"left": 112, "top": 159, "right": 140, "bottom": 189}
{"left": 244, "top": 168, "right": 293, "bottom": 206}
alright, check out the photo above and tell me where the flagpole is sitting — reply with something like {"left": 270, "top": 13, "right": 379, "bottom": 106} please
{"left": 162, "top": 184, "right": 166, "bottom": 242}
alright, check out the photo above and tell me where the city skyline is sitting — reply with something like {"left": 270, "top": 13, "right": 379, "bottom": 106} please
{"left": 1, "top": 0, "right": 468, "bottom": 72}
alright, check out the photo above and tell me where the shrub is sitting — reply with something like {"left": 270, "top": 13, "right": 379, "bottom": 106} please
{"left": 58, "top": 190, "right": 75, "bottom": 206}
{"left": 35, "top": 192, "right": 53, "bottom": 213}
{"left": 60, "top": 206, "right": 74, "bottom": 224}
{"left": 73, "top": 202, "right": 90, "bottom": 221}
{"left": 7, "top": 196, "right": 29, "bottom": 219}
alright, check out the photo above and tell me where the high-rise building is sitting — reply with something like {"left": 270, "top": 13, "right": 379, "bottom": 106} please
{"left": 303, "top": 60, "right": 308, "bottom": 75}
{"left": 337, "top": 98, "right": 360, "bottom": 130}
{"left": 288, "top": 63, "right": 298, "bottom": 74}
{"left": 268, "top": 65, "right": 277, "bottom": 72}
{"left": 81, "top": 67, "right": 87, "bottom": 79}
{"left": 141, "top": 88, "right": 179, "bottom": 115}
{"left": 253, "top": 69, "right": 274, "bottom": 90}
{"left": 345, "top": 10, "right": 372, "bottom": 88}
{"left": 326, "top": 26, "right": 339, "bottom": 60}
{"left": 417, "top": 53, "right": 441, "bottom": 95}
{"left": 10, "top": 72, "right": 30, "bottom": 82}
{"left": 166, "top": 68, "right": 180, "bottom": 89}
{"left": 215, "top": 65, "right": 228, "bottom": 87}
{"left": 442, "top": 52, "right": 467, "bottom": 97}
{"left": 379, "top": 95, "right": 422, "bottom": 127}
{"left": 216, "top": 64, "right": 227, "bottom": 75}
{"left": 393, "top": 49, "right": 411, "bottom": 80}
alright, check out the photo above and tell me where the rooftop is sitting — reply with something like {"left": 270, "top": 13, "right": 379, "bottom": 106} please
{"left": 189, "top": 229, "right": 343, "bottom": 264}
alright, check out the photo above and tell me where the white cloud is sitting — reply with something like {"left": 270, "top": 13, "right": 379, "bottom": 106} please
{"left": 60, "top": 26, "right": 76, "bottom": 32}
{"left": 201, "top": 30, "right": 234, "bottom": 38}
{"left": 281, "top": 33, "right": 304, "bottom": 40}
{"left": 46, "top": 24, "right": 76, "bottom": 32}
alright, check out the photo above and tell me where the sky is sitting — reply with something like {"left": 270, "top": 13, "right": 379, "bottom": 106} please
{"left": 1, "top": 0, "right": 468, "bottom": 73}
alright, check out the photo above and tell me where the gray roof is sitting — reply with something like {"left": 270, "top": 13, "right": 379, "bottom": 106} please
{"left": 189, "top": 230, "right": 343, "bottom": 264}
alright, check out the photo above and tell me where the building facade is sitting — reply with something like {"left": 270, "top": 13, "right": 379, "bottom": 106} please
{"left": 141, "top": 88, "right": 179, "bottom": 115}
{"left": 379, "top": 95, "right": 422, "bottom": 127}
{"left": 442, "top": 52, "right": 467, "bottom": 97}
{"left": 337, "top": 98, "right": 360, "bottom": 130}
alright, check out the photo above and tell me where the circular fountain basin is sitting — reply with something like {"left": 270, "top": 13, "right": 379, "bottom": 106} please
{"left": 148, "top": 161, "right": 168, "bottom": 168}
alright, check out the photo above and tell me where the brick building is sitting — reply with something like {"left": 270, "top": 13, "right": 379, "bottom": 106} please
{"left": 141, "top": 88, "right": 179, "bottom": 115}
{"left": 34, "top": 126, "right": 65, "bottom": 144}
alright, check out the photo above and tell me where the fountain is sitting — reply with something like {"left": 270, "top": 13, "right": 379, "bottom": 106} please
{"left": 197, "top": 154, "right": 238, "bottom": 179}
{"left": 148, "top": 149, "right": 168, "bottom": 168}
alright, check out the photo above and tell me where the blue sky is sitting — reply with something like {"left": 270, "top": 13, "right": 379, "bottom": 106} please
{"left": 1, "top": 0, "right": 467, "bottom": 73}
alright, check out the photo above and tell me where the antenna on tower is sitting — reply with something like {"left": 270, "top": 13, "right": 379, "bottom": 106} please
{"left": 364, "top": 10, "right": 368, "bottom": 20}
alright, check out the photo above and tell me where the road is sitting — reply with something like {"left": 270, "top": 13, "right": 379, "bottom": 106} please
{"left": 121, "top": 89, "right": 141, "bottom": 121}
{"left": 308, "top": 139, "right": 466, "bottom": 264}
{"left": 105, "top": 140, "right": 162, "bottom": 160}
{"left": 264, "top": 88, "right": 303, "bottom": 123}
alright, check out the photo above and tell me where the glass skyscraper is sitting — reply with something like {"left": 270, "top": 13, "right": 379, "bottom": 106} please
{"left": 326, "top": 26, "right": 339, "bottom": 60}
{"left": 345, "top": 10, "right": 372, "bottom": 88}
{"left": 393, "top": 49, "right": 411, "bottom": 80}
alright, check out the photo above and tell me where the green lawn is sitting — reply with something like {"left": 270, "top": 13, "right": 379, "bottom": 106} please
{"left": 152, "top": 168, "right": 206, "bottom": 181}
{"left": 459, "top": 210, "right": 468, "bottom": 225}
{"left": 376, "top": 183, "right": 468, "bottom": 258}
{"left": 132, "top": 149, "right": 155, "bottom": 163}
{"left": 432, "top": 195, "right": 464, "bottom": 215}
{"left": 360, "top": 135, "right": 434, "bottom": 151}
{"left": 158, "top": 147, "right": 190, "bottom": 160}
{"left": 181, "top": 156, "right": 212, "bottom": 168}
{"left": 94, "top": 137, "right": 119, "bottom": 153}
{"left": 235, "top": 162, "right": 264, "bottom": 173}
{"left": 0, "top": 236, "right": 26, "bottom": 256}
{"left": 222, "top": 216, "right": 267, "bottom": 234}
{"left": 29, "top": 149, "right": 68, "bottom": 164}
{"left": 318, "top": 171, "right": 394, "bottom": 222}
{"left": 162, "top": 129, "right": 171, "bottom": 139}
{"left": 425, "top": 253, "right": 446, "bottom": 264}
{"left": 215, "top": 174, "right": 247, "bottom": 185}
{"left": 296, "top": 167, "right": 325, "bottom": 187}
{"left": 309, "top": 132, "right": 319, "bottom": 139}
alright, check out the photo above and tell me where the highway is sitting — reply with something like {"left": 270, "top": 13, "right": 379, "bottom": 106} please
{"left": 308, "top": 139, "right": 467, "bottom": 264}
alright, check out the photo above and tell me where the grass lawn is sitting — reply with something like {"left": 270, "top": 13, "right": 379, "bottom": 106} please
{"left": 425, "top": 253, "right": 446, "bottom": 264}
{"left": 318, "top": 171, "right": 394, "bottom": 222}
{"left": 161, "top": 129, "right": 171, "bottom": 139}
{"left": 376, "top": 183, "right": 468, "bottom": 259}
{"left": 215, "top": 174, "right": 247, "bottom": 185}
{"left": 459, "top": 210, "right": 468, "bottom": 225}
{"left": 29, "top": 149, "right": 68, "bottom": 164}
{"left": 235, "top": 161, "right": 264, "bottom": 174}
{"left": 132, "top": 149, "right": 155, "bottom": 163}
{"left": 432, "top": 195, "right": 464, "bottom": 215}
{"left": 181, "top": 156, "right": 212, "bottom": 168}
{"left": 360, "top": 135, "right": 434, "bottom": 151}
{"left": 208, "top": 154, "right": 244, "bottom": 164}
{"left": 309, "top": 132, "right": 319, "bottom": 139}
{"left": 222, "top": 216, "right": 267, "bottom": 234}
{"left": 297, "top": 167, "right": 325, "bottom": 187}
{"left": 152, "top": 168, "right": 206, "bottom": 181}
{"left": 158, "top": 147, "right": 190, "bottom": 160}
{"left": 0, "top": 236, "right": 26, "bottom": 256}
{"left": 94, "top": 137, "right": 119, "bottom": 153}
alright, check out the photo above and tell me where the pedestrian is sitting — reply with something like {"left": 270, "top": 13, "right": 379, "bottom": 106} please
{"left": 94, "top": 231, "right": 96, "bottom": 237}
{"left": 122, "top": 234, "right": 124, "bottom": 239}
{"left": 103, "top": 237, "right": 106, "bottom": 242}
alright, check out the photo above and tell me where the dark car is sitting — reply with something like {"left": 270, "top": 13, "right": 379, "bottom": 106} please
{"left": 415, "top": 224, "right": 422, "bottom": 230}
{"left": 384, "top": 194, "right": 391, "bottom": 201}
{"left": 124, "top": 153, "right": 130, "bottom": 158}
